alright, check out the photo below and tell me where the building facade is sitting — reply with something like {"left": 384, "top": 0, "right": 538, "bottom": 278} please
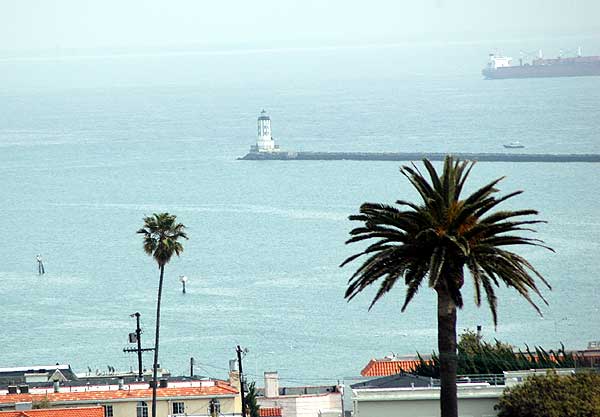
{"left": 0, "top": 406, "right": 104, "bottom": 417}
{"left": 257, "top": 372, "right": 342, "bottom": 417}
{"left": 352, "top": 383, "right": 502, "bottom": 417}
{"left": 0, "top": 379, "right": 241, "bottom": 417}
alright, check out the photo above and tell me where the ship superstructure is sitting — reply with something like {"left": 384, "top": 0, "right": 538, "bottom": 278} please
{"left": 483, "top": 48, "right": 600, "bottom": 79}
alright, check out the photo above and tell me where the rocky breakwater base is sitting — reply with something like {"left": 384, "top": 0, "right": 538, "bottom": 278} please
{"left": 239, "top": 151, "right": 600, "bottom": 163}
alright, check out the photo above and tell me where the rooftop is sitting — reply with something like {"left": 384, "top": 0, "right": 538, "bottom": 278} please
{"left": 257, "top": 385, "right": 340, "bottom": 398}
{"left": 360, "top": 356, "right": 430, "bottom": 377}
{"left": 351, "top": 373, "right": 433, "bottom": 390}
{"left": 0, "top": 366, "right": 77, "bottom": 386}
{"left": 259, "top": 407, "right": 282, "bottom": 417}
{"left": 0, "top": 406, "right": 104, "bottom": 417}
{"left": 258, "top": 109, "right": 270, "bottom": 121}
{"left": 0, "top": 382, "right": 238, "bottom": 407}
{"left": 0, "top": 375, "right": 213, "bottom": 392}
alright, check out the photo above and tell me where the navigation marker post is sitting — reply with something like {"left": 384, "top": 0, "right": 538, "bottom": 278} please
{"left": 179, "top": 275, "right": 188, "bottom": 294}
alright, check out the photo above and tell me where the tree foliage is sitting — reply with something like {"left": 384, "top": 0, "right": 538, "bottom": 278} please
{"left": 245, "top": 382, "right": 260, "bottom": 417}
{"left": 342, "top": 156, "right": 552, "bottom": 417}
{"left": 412, "top": 329, "right": 583, "bottom": 378}
{"left": 137, "top": 212, "right": 188, "bottom": 268}
{"left": 137, "top": 212, "right": 188, "bottom": 417}
{"left": 342, "top": 157, "right": 552, "bottom": 324}
{"left": 32, "top": 396, "right": 51, "bottom": 409}
{"left": 495, "top": 372, "right": 600, "bottom": 417}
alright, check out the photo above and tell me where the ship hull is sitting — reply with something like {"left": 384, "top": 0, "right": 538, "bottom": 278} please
{"left": 483, "top": 62, "right": 600, "bottom": 79}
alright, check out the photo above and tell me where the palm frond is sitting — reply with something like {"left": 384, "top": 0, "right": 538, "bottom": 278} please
{"left": 455, "top": 159, "right": 475, "bottom": 198}
{"left": 428, "top": 246, "right": 446, "bottom": 288}
{"left": 401, "top": 265, "right": 427, "bottom": 311}
{"left": 369, "top": 271, "right": 403, "bottom": 310}
{"left": 342, "top": 155, "right": 551, "bottom": 324}
{"left": 422, "top": 159, "right": 443, "bottom": 194}
{"left": 463, "top": 177, "right": 505, "bottom": 207}
{"left": 467, "top": 259, "right": 483, "bottom": 307}
{"left": 138, "top": 212, "right": 188, "bottom": 267}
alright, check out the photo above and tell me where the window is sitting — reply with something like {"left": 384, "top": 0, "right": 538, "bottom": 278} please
{"left": 172, "top": 401, "right": 185, "bottom": 415}
{"left": 104, "top": 405, "right": 113, "bottom": 417}
{"left": 136, "top": 401, "right": 148, "bottom": 417}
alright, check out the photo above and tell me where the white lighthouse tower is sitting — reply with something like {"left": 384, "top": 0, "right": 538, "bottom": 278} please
{"left": 253, "top": 109, "right": 278, "bottom": 153}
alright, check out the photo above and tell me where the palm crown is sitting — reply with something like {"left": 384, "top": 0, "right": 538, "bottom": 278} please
{"left": 342, "top": 156, "right": 552, "bottom": 324}
{"left": 137, "top": 213, "right": 188, "bottom": 267}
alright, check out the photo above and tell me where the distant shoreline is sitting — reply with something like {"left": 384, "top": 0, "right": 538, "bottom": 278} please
{"left": 239, "top": 151, "right": 600, "bottom": 163}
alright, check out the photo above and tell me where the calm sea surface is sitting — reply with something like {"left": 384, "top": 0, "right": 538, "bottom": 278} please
{"left": 1, "top": 42, "right": 599, "bottom": 384}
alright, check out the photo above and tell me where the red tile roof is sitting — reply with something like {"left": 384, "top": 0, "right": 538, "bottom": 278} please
{"left": 360, "top": 358, "right": 427, "bottom": 377}
{"left": 0, "top": 406, "right": 104, "bottom": 417}
{"left": 260, "top": 407, "right": 282, "bottom": 417}
{"left": 0, "top": 384, "right": 237, "bottom": 405}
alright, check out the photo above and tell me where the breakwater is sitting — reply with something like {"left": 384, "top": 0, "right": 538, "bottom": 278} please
{"left": 239, "top": 151, "right": 600, "bottom": 163}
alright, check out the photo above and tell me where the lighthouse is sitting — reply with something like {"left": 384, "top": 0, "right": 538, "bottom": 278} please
{"left": 254, "top": 109, "right": 278, "bottom": 152}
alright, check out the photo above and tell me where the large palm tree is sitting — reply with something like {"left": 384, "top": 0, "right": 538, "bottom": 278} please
{"left": 342, "top": 156, "right": 552, "bottom": 417}
{"left": 137, "top": 213, "right": 188, "bottom": 417}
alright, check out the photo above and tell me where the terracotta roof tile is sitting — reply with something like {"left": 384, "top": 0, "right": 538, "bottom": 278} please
{"left": 0, "top": 385, "right": 237, "bottom": 405}
{"left": 259, "top": 407, "right": 282, "bottom": 417}
{"left": 360, "top": 358, "right": 428, "bottom": 377}
{"left": 0, "top": 406, "right": 103, "bottom": 417}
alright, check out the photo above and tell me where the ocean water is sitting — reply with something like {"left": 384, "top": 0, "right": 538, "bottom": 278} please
{"left": 1, "top": 42, "right": 599, "bottom": 385}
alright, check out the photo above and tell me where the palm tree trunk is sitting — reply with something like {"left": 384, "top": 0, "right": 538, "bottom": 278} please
{"left": 437, "top": 289, "right": 458, "bottom": 417}
{"left": 151, "top": 265, "right": 165, "bottom": 417}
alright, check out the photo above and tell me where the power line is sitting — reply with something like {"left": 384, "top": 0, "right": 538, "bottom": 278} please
{"left": 188, "top": 360, "right": 350, "bottom": 385}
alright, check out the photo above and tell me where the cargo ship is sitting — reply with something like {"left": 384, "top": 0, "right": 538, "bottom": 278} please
{"left": 482, "top": 48, "right": 600, "bottom": 79}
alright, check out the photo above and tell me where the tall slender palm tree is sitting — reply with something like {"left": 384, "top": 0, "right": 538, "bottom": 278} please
{"left": 137, "top": 213, "right": 188, "bottom": 417}
{"left": 341, "top": 156, "right": 552, "bottom": 417}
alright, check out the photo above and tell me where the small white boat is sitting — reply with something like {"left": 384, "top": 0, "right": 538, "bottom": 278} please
{"left": 503, "top": 141, "right": 525, "bottom": 149}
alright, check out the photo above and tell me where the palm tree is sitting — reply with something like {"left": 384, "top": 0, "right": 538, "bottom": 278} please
{"left": 137, "top": 213, "right": 188, "bottom": 417}
{"left": 341, "top": 156, "right": 552, "bottom": 417}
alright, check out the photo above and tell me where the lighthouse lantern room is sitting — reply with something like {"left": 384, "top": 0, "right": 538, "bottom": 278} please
{"left": 254, "top": 109, "right": 278, "bottom": 152}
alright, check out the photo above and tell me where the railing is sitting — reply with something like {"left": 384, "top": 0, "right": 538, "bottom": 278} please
{"left": 457, "top": 374, "right": 506, "bottom": 386}
{"left": 428, "top": 374, "right": 506, "bottom": 387}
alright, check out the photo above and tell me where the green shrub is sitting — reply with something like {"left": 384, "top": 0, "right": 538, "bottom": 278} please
{"left": 412, "top": 329, "right": 583, "bottom": 377}
{"left": 495, "top": 372, "right": 600, "bottom": 417}
{"left": 32, "top": 397, "right": 51, "bottom": 409}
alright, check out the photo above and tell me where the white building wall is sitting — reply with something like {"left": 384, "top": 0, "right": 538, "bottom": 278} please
{"left": 255, "top": 110, "right": 278, "bottom": 152}
{"left": 353, "top": 385, "right": 502, "bottom": 417}
{"left": 258, "top": 119, "right": 271, "bottom": 141}
{"left": 258, "top": 393, "right": 342, "bottom": 417}
{"left": 354, "top": 397, "right": 497, "bottom": 417}
{"left": 257, "top": 118, "right": 274, "bottom": 151}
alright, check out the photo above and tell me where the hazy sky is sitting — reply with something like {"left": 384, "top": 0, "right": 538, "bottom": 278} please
{"left": 1, "top": 0, "right": 599, "bottom": 51}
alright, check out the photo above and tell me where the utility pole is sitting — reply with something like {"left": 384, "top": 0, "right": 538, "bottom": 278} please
{"left": 134, "top": 313, "right": 143, "bottom": 379}
{"left": 190, "top": 357, "right": 194, "bottom": 377}
{"left": 123, "top": 312, "right": 154, "bottom": 381}
{"left": 236, "top": 345, "right": 247, "bottom": 417}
